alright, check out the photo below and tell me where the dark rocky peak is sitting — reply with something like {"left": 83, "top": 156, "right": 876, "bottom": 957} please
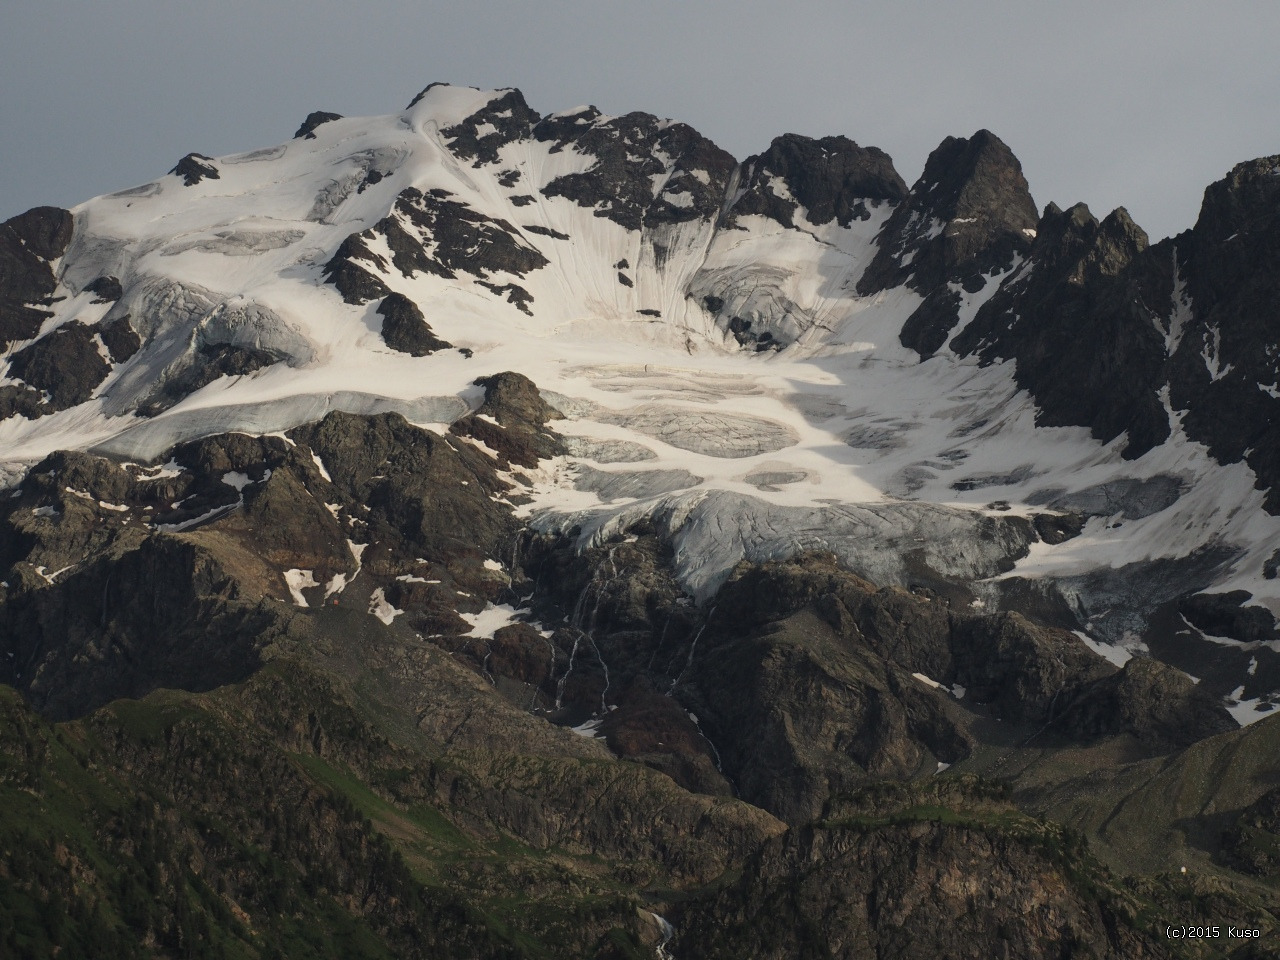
{"left": 1189, "top": 153, "right": 1280, "bottom": 249}
{"left": 2, "top": 206, "right": 74, "bottom": 262}
{"left": 293, "top": 110, "right": 343, "bottom": 139}
{"left": 1165, "top": 154, "right": 1280, "bottom": 511}
{"left": 0, "top": 206, "right": 74, "bottom": 350}
{"left": 730, "top": 133, "right": 908, "bottom": 228}
{"left": 169, "top": 153, "right": 220, "bottom": 187}
{"left": 534, "top": 109, "right": 736, "bottom": 231}
{"left": 1180, "top": 153, "right": 1280, "bottom": 311}
{"left": 949, "top": 200, "right": 1175, "bottom": 458}
{"left": 442, "top": 88, "right": 540, "bottom": 165}
{"left": 1031, "top": 202, "right": 1149, "bottom": 286}
{"left": 472, "top": 370, "right": 563, "bottom": 430}
{"left": 860, "top": 129, "right": 1038, "bottom": 296}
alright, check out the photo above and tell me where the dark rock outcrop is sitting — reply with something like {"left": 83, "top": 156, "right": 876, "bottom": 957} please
{"left": 8, "top": 320, "right": 110, "bottom": 410}
{"left": 85, "top": 274, "right": 123, "bottom": 302}
{"left": 1058, "top": 655, "right": 1236, "bottom": 749}
{"left": 169, "top": 153, "right": 220, "bottom": 186}
{"left": 293, "top": 110, "right": 343, "bottom": 139}
{"left": 856, "top": 131, "right": 1038, "bottom": 357}
{"left": 98, "top": 314, "right": 141, "bottom": 363}
{"left": 861, "top": 130, "right": 1038, "bottom": 297}
{"left": 952, "top": 203, "right": 1174, "bottom": 457}
{"left": 322, "top": 234, "right": 392, "bottom": 304}
{"left": 442, "top": 89, "right": 541, "bottom": 165}
{"left": 0, "top": 384, "right": 44, "bottom": 421}
{"left": 377, "top": 292, "right": 453, "bottom": 356}
{"left": 0, "top": 206, "right": 73, "bottom": 349}
{"left": 535, "top": 109, "right": 736, "bottom": 230}
{"left": 730, "top": 133, "right": 907, "bottom": 228}
{"left": 449, "top": 371, "right": 565, "bottom": 468}
{"left": 1169, "top": 155, "right": 1280, "bottom": 511}
{"left": 1179, "top": 590, "right": 1279, "bottom": 644}
{"left": 324, "top": 187, "right": 549, "bottom": 307}
{"left": 138, "top": 342, "right": 280, "bottom": 417}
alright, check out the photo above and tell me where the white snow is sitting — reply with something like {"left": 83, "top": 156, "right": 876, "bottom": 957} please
{"left": 310, "top": 452, "right": 333, "bottom": 481}
{"left": 155, "top": 501, "right": 239, "bottom": 532}
{"left": 34, "top": 564, "right": 74, "bottom": 584}
{"left": 569, "top": 717, "right": 605, "bottom": 739}
{"left": 1224, "top": 687, "right": 1279, "bottom": 727}
{"left": 368, "top": 587, "right": 403, "bottom": 625}
{"left": 221, "top": 471, "right": 252, "bottom": 491}
{"left": 1073, "top": 630, "right": 1134, "bottom": 668}
{"left": 459, "top": 602, "right": 524, "bottom": 638}
{"left": 283, "top": 568, "right": 319, "bottom": 606}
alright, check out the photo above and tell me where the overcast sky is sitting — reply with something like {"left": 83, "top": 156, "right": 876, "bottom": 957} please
{"left": 3, "top": 1, "right": 1276, "bottom": 241}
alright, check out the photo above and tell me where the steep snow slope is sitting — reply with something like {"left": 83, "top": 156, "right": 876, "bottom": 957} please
{"left": 2, "top": 84, "right": 1278, "bottom": 721}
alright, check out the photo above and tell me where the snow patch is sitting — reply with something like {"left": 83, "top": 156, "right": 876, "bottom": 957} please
{"left": 459, "top": 603, "right": 524, "bottom": 639}
{"left": 368, "top": 587, "right": 403, "bottom": 625}
{"left": 283, "top": 568, "right": 318, "bottom": 606}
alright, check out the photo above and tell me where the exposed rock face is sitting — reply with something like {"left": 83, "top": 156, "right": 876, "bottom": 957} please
{"left": 731, "top": 133, "right": 907, "bottom": 228}
{"left": 0, "top": 206, "right": 73, "bottom": 348}
{"left": 1170, "top": 155, "right": 1280, "bottom": 511}
{"left": 98, "top": 314, "right": 140, "bottom": 362}
{"left": 1060, "top": 655, "right": 1237, "bottom": 750}
{"left": 85, "top": 274, "right": 123, "bottom": 302}
{"left": 449, "top": 371, "right": 565, "bottom": 468}
{"left": 322, "top": 233, "right": 392, "bottom": 304}
{"left": 1224, "top": 785, "right": 1280, "bottom": 877}
{"left": 953, "top": 203, "right": 1174, "bottom": 456}
{"left": 8, "top": 319, "right": 110, "bottom": 410}
{"left": 535, "top": 108, "right": 737, "bottom": 230}
{"left": 137, "top": 342, "right": 280, "bottom": 417}
{"left": 932, "top": 153, "right": 1280, "bottom": 502}
{"left": 293, "top": 110, "right": 343, "bottom": 138}
{"left": 1179, "top": 590, "right": 1279, "bottom": 644}
{"left": 442, "top": 88, "right": 542, "bottom": 165}
{"left": 863, "top": 129, "right": 1039, "bottom": 294}
{"left": 377, "top": 292, "right": 454, "bottom": 356}
{"left": 0, "top": 390, "right": 558, "bottom": 721}
{"left": 676, "top": 792, "right": 1174, "bottom": 960}
{"left": 169, "top": 152, "right": 220, "bottom": 186}
{"left": 860, "top": 130, "right": 1038, "bottom": 356}
{"left": 504, "top": 543, "right": 1238, "bottom": 826}
{"left": 324, "top": 187, "right": 548, "bottom": 307}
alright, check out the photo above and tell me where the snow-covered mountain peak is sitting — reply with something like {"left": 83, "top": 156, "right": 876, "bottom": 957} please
{"left": 3, "top": 83, "right": 1280, "bottom": 720}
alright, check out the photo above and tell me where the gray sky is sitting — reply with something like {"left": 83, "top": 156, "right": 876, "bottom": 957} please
{"left": 3, "top": 0, "right": 1277, "bottom": 241}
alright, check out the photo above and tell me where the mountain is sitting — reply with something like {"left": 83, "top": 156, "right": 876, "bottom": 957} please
{"left": 1, "top": 83, "right": 1278, "bottom": 957}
